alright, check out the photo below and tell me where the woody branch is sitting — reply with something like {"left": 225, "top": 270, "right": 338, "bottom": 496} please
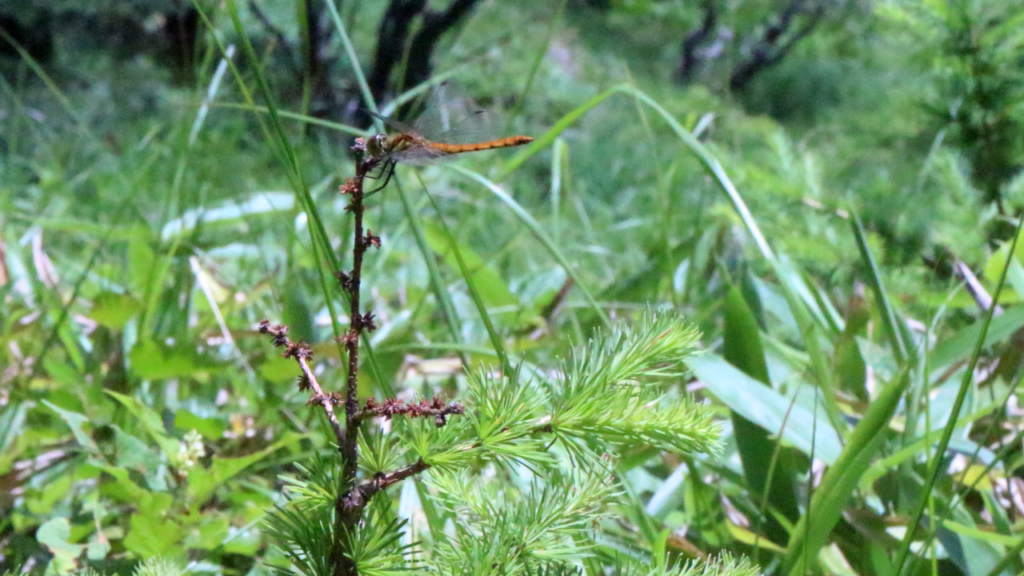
{"left": 258, "top": 320, "right": 346, "bottom": 446}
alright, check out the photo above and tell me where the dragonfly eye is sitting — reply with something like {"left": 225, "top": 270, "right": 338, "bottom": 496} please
{"left": 367, "top": 134, "right": 386, "bottom": 158}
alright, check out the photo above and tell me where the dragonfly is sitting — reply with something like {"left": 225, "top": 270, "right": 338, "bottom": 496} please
{"left": 359, "top": 92, "right": 533, "bottom": 193}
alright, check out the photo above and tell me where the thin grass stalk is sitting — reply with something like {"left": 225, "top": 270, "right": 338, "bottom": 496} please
{"left": 852, "top": 213, "right": 910, "bottom": 365}
{"left": 516, "top": 0, "right": 568, "bottom": 115}
{"left": 889, "top": 213, "right": 1024, "bottom": 576}
{"left": 393, "top": 177, "right": 466, "bottom": 359}
{"left": 451, "top": 165, "right": 612, "bottom": 328}
{"left": 419, "top": 176, "right": 510, "bottom": 374}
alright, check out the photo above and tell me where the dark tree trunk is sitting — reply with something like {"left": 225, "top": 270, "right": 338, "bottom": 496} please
{"left": 368, "top": 0, "right": 426, "bottom": 106}
{"left": 366, "top": 0, "right": 481, "bottom": 118}
{"left": 401, "top": 0, "right": 481, "bottom": 95}
{"left": 729, "top": 0, "right": 824, "bottom": 92}
{"left": 0, "top": 10, "right": 54, "bottom": 64}
{"left": 164, "top": 4, "right": 200, "bottom": 85}
{"left": 675, "top": 0, "right": 718, "bottom": 84}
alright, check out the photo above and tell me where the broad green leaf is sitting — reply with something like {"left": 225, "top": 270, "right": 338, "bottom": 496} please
{"left": 689, "top": 354, "right": 843, "bottom": 463}
{"left": 128, "top": 339, "right": 221, "bottom": 381}
{"left": 124, "top": 508, "right": 184, "bottom": 557}
{"left": 86, "top": 531, "right": 111, "bottom": 561}
{"left": 27, "top": 473, "right": 72, "bottom": 515}
{"left": 43, "top": 357, "right": 80, "bottom": 386}
{"left": 112, "top": 425, "right": 164, "bottom": 489}
{"left": 105, "top": 391, "right": 180, "bottom": 460}
{"left": 930, "top": 306, "right": 1024, "bottom": 370}
{"left": 37, "top": 518, "right": 83, "bottom": 575}
{"left": 187, "top": 435, "right": 301, "bottom": 504}
{"left": 184, "top": 516, "right": 230, "bottom": 550}
{"left": 128, "top": 236, "right": 157, "bottom": 298}
{"left": 422, "top": 223, "right": 519, "bottom": 309}
{"left": 451, "top": 165, "right": 611, "bottom": 327}
{"left": 942, "top": 519, "right": 1017, "bottom": 547}
{"left": 259, "top": 353, "right": 300, "bottom": 382}
{"left": 174, "top": 410, "right": 226, "bottom": 440}
{"left": 784, "top": 370, "right": 909, "bottom": 576}
{"left": 90, "top": 292, "right": 143, "bottom": 329}
{"left": 42, "top": 401, "right": 100, "bottom": 454}
{"left": 723, "top": 285, "right": 800, "bottom": 544}
{"left": 834, "top": 295, "right": 870, "bottom": 399}
{"left": 222, "top": 525, "right": 262, "bottom": 555}
{"left": 727, "top": 523, "right": 786, "bottom": 553}
{"left": 0, "top": 401, "right": 28, "bottom": 453}
{"left": 985, "top": 227, "right": 1024, "bottom": 299}
{"left": 282, "top": 285, "right": 315, "bottom": 345}
{"left": 421, "top": 192, "right": 509, "bottom": 370}
{"left": 98, "top": 465, "right": 173, "bottom": 513}
{"left": 936, "top": 522, "right": 1002, "bottom": 576}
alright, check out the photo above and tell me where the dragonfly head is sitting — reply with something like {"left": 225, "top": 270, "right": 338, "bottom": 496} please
{"left": 365, "top": 133, "right": 388, "bottom": 161}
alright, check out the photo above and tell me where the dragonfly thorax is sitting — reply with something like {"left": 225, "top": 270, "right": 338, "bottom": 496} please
{"left": 365, "top": 133, "right": 388, "bottom": 161}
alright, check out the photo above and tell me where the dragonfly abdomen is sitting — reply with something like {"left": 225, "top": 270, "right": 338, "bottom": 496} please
{"left": 429, "top": 135, "right": 533, "bottom": 155}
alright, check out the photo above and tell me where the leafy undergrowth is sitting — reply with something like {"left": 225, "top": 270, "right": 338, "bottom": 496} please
{"left": 2, "top": 0, "right": 1024, "bottom": 575}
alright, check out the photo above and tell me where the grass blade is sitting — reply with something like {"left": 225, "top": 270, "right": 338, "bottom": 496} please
{"left": 784, "top": 368, "right": 911, "bottom": 576}
{"left": 888, "top": 213, "right": 1024, "bottom": 576}
{"left": 852, "top": 212, "right": 911, "bottom": 365}
{"left": 393, "top": 179, "right": 465, "bottom": 358}
{"left": 723, "top": 286, "right": 800, "bottom": 548}
{"left": 420, "top": 183, "right": 509, "bottom": 373}
{"left": 450, "top": 165, "right": 611, "bottom": 328}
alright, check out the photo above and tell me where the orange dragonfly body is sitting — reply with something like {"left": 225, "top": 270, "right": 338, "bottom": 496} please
{"left": 359, "top": 91, "right": 532, "bottom": 191}
{"left": 365, "top": 129, "right": 532, "bottom": 165}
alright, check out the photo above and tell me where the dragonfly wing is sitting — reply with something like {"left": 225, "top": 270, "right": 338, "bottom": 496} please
{"left": 366, "top": 110, "right": 418, "bottom": 135}
{"left": 409, "top": 83, "right": 498, "bottom": 145}
{"left": 388, "top": 143, "right": 454, "bottom": 166}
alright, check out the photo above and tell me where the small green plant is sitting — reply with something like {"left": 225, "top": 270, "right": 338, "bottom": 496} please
{"left": 254, "top": 140, "right": 732, "bottom": 575}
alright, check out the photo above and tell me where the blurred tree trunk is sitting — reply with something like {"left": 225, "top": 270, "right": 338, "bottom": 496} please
{"left": 401, "top": 0, "right": 480, "bottom": 95}
{"left": 570, "top": 0, "right": 611, "bottom": 9}
{"left": 728, "top": 0, "right": 825, "bottom": 92}
{"left": 674, "top": 0, "right": 832, "bottom": 91}
{"left": 0, "top": 9, "right": 54, "bottom": 64}
{"left": 299, "top": 0, "right": 341, "bottom": 117}
{"left": 367, "top": 0, "right": 482, "bottom": 110}
{"left": 674, "top": 1, "right": 718, "bottom": 84}
{"left": 165, "top": 4, "right": 200, "bottom": 85}
{"left": 368, "top": 0, "right": 426, "bottom": 106}
{"left": 1, "top": 2, "right": 201, "bottom": 84}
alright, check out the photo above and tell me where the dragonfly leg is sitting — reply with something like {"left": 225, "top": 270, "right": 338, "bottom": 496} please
{"left": 363, "top": 159, "right": 388, "bottom": 180}
{"left": 365, "top": 160, "right": 396, "bottom": 196}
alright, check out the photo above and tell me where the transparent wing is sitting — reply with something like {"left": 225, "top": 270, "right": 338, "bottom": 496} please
{"left": 389, "top": 146, "right": 454, "bottom": 166}
{"left": 367, "top": 111, "right": 418, "bottom": 136}
{"left": 407, "top": 82, "right": 499, "bottom": 145}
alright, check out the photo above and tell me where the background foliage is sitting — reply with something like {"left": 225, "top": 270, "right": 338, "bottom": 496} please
{"left": 2, "top": 0, "right": 1024, "bottom": 575}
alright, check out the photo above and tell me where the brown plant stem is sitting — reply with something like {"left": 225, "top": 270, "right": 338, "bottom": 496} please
{"left": 261, "top": 139, "right": 466, "bottom": 576}
{"left": 299, "top": 356, "right": 346, "bottom": 444}
{"left": 361, "top": 459, "right": 429, "bottom": 499}
{"left": 257, "top": 320, "right": 345, "bottom": 446}
{"left": 333, "top": 142, "right": 379, "bottom": 576}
